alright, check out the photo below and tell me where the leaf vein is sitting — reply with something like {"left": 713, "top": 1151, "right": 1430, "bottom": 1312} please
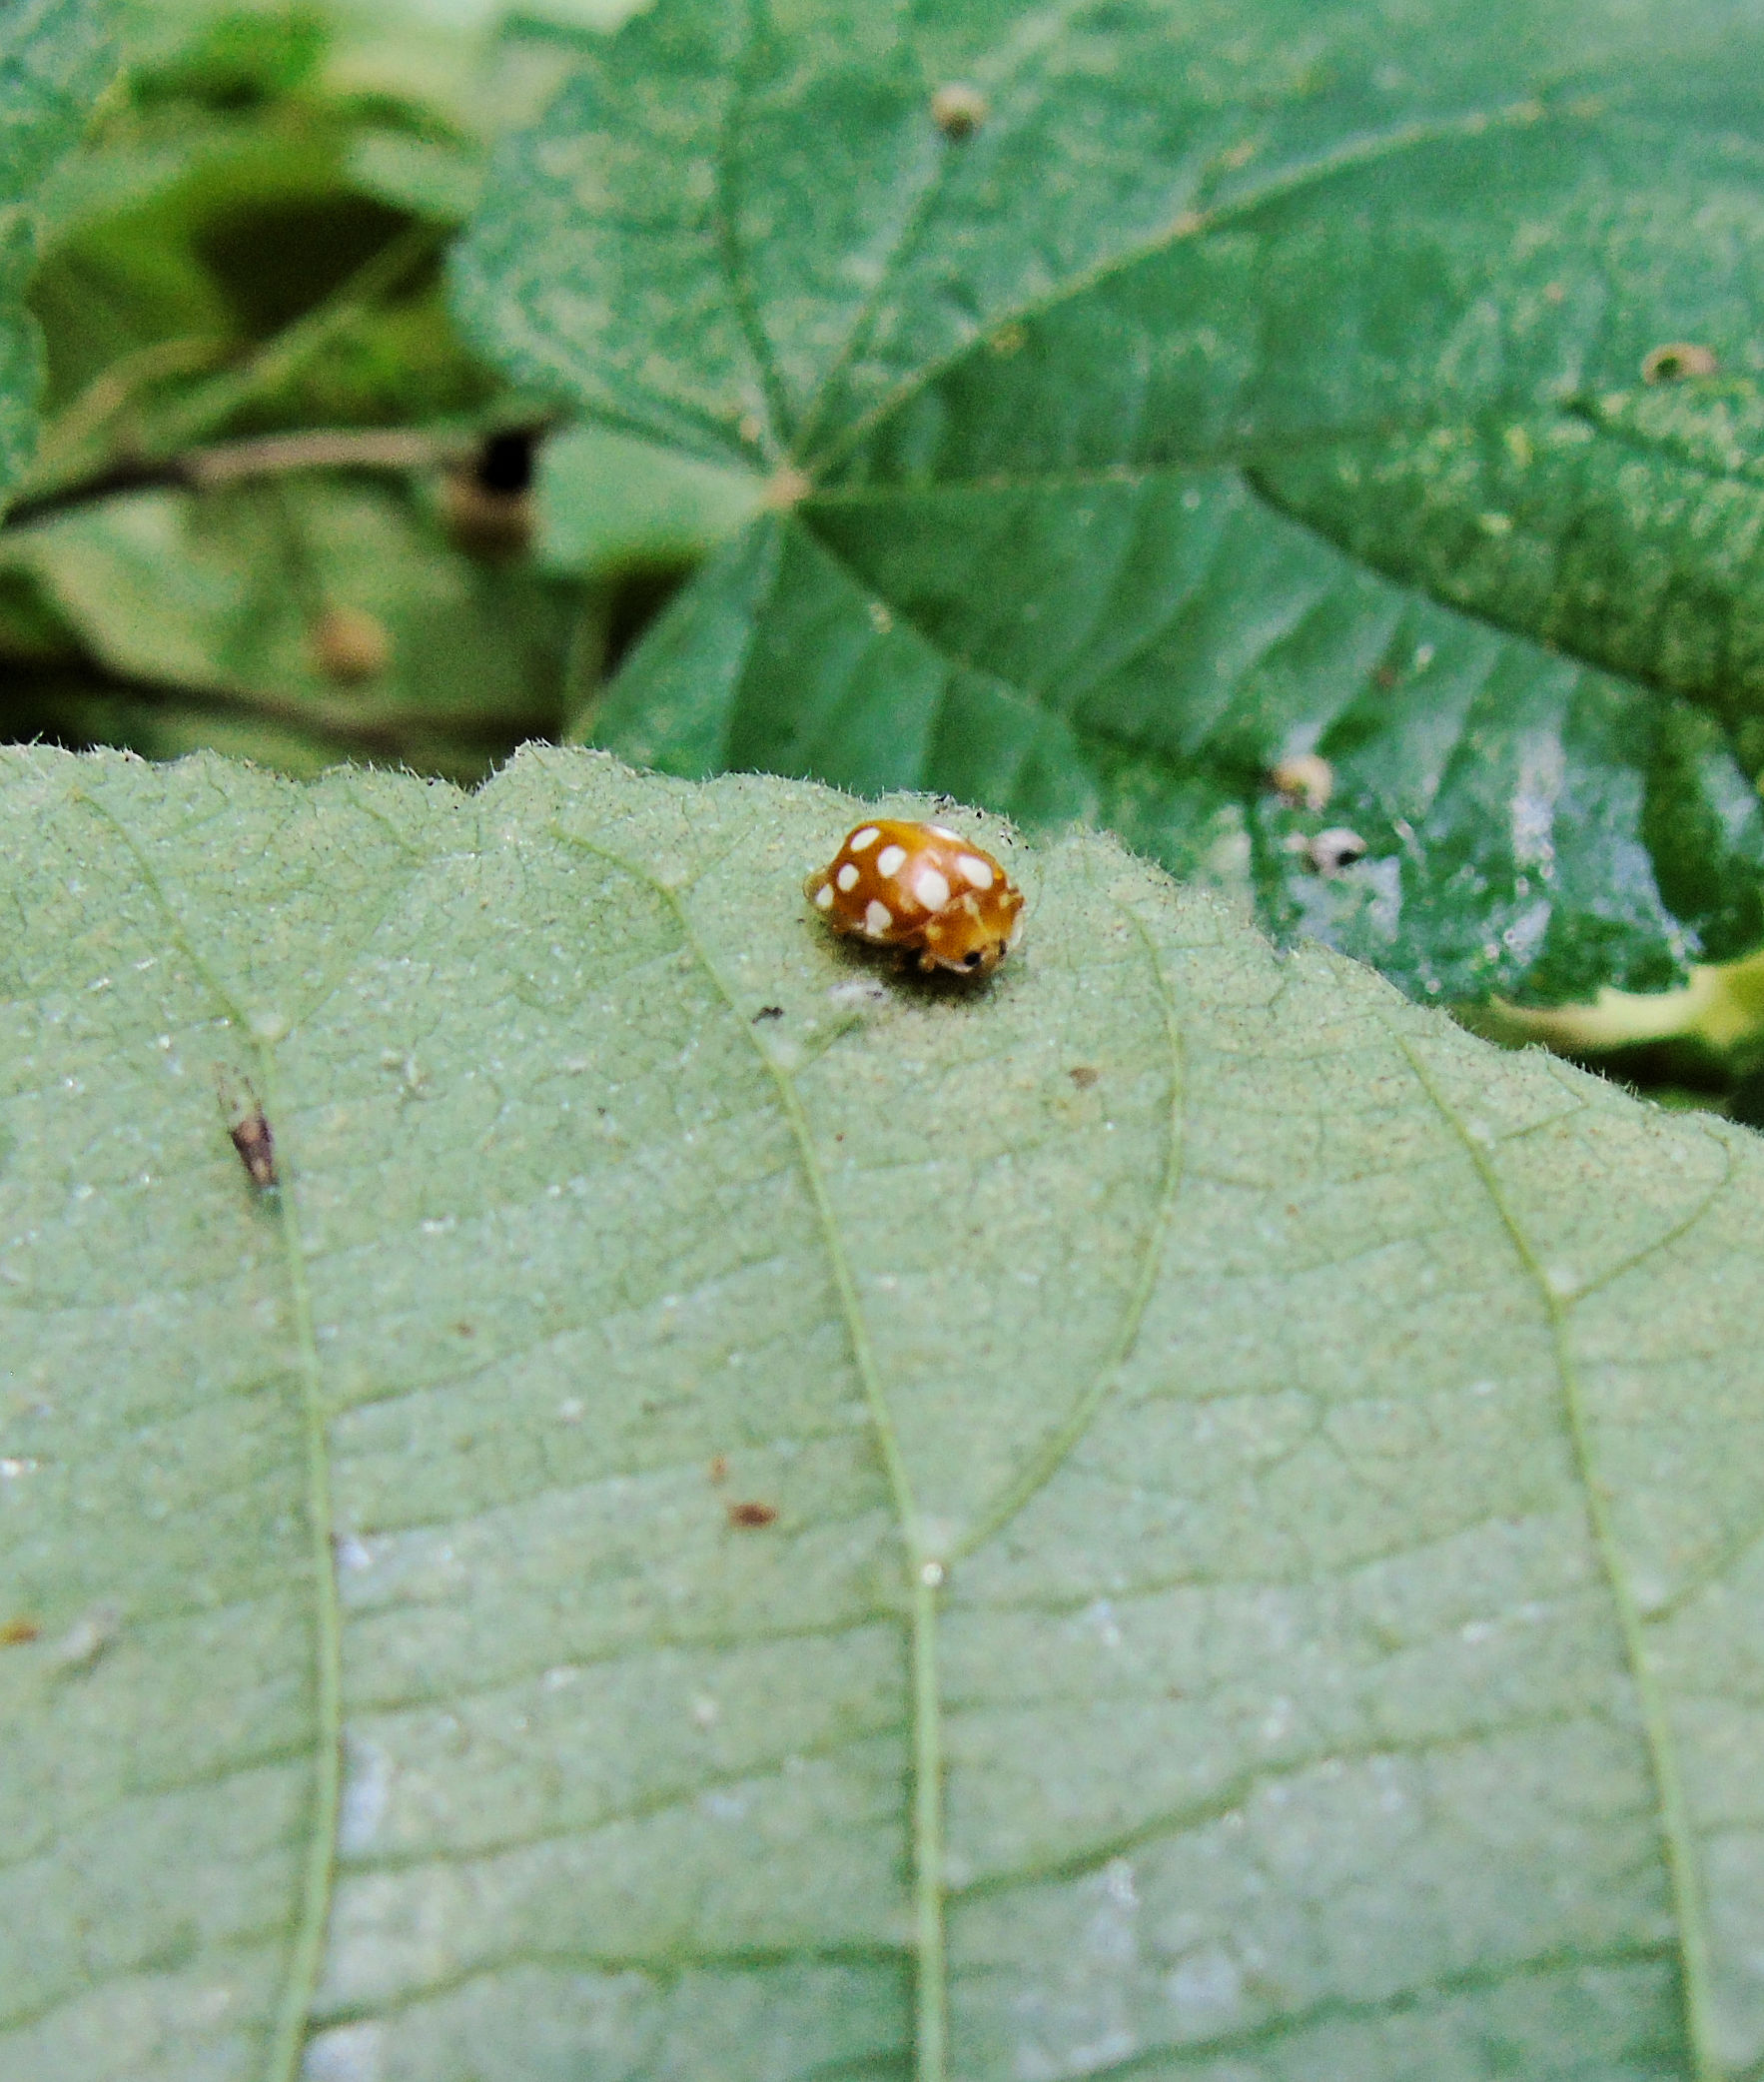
{"left": 1392, "top": 1028, "right": 1721, "bottom": 2082}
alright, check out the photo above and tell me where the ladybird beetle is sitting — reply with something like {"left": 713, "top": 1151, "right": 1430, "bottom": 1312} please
{"left": 806, "top": 818, "right": 1025, "bottom": 975}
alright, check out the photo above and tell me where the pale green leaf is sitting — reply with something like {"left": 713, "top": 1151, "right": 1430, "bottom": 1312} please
{"left": 7, "top": 744, "right": 1764, "bottom": 2077}
{"left": 535, "top": 421, "right": 763, "bottom": 576}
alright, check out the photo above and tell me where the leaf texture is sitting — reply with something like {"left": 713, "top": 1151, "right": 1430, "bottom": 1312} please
{"left": 7, "top": 746, "right": 1764, "bottom": 2078}
{"left": 454, "top": 0, "right": 1764, "bottom": 1003}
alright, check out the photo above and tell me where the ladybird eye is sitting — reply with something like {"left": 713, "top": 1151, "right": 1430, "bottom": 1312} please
{"left": 962, "top": 950, "right": 983, "bottom": 968}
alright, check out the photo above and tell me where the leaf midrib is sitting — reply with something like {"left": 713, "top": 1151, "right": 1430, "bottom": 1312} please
{"left": 1393, "top": 1028, "right": 1721, "bottom": 2082}
{"left": 553, "top": 817, "right": 1189, "bottom": 2080}
{"left": 794, "top": 93, "right": 1559, "bottom": 480}
{"left": 70, "top": 775, "right": 431, "bottom": 2082}
{"left": 788, "top": 459, "right": 1764, "bottom": 827}
{"left": 785, "top": 0, "right": 1116, "bottom": 464}
{"left": 552, "top": 820, "right": 951, "bottom": 2076}
{"left": 780, "top": 508, "right": 1338, "bottom": 800}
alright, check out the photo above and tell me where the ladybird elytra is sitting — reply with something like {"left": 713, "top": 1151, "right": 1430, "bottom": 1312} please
{"left": 805, "top": 817, "right": 1025, "bottom": 975}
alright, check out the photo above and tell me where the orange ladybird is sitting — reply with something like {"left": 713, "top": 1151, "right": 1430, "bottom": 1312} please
{"left": 806, "top": 818, "right": 1025, "bottom": 975}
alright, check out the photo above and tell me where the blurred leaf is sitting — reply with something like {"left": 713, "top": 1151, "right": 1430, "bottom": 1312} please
{"left": 345, "top": 128, "right": 483, "bottom": 224}
{"left": 26, "top": 0, "right": 502, "bottom": 461}
{"left": 534, "top": 421, "right": 761, "bottom": 576}
{"left": 0, "top": 0, "right": 118, "bottom": 503}
{"left": 126, "top": 2, "right": 329, "bottom": 108}
{"left": 0, "top": 476, "right": 584, "bottom": 778}
{"left": 455, "top": 0, "right": 1764, "bottom": 1006}
{"left": 10, "top": 743, "right": 1764, "bottom": 2078}
{"left": 1458, "top": 942, "right": 1764, "bottom": 1118}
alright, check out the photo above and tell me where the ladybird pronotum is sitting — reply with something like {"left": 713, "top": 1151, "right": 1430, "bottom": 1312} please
{"left": 806, "top": 818, "right": 1025, "bottom": 976}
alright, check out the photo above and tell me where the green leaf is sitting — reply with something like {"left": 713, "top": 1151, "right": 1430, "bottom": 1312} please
{"left": 0, "top": 478, "right": 583, "bottom": 780}
{"left": 9, "top": 741, "right": 1764, "bottom": 2079}
{"left": 534, "top": 420, "right": 763, "bottom": 576}
{"left": 345, "top": 130, "right": 484, "bottom": 226}
{"left": 0, "top": 0, "right": 116, "bottom": 503}
{"left": 453, "top": 0, "right": 1764, "bottom": 1004}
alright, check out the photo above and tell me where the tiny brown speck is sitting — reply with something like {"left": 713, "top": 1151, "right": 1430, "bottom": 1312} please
{"left": 454, "top": 1322, "right": 474, "bottom": 1337}
{"left": 727, "top": 1501, "right": 778, "bottom": 1529}
{"left": 1, "top": 1618, "right": 39, "bottom": 1646}
{"left": 1270, "top": 752, "right": 1334, "bottom": 813}
{"left": 931, "top": 82, "right": 988, "bottom": 138}
{"left": 309, "top": 602, "right": 392, "bottom": 685}
{"left": 763, "top": 466, "right": 813, "bottom": 511}
{"left": 752, "top": 1006, "right": 784, "bottom": 1023}
{"left": 708, "top": 1455, "right": 729, "bottom": 1485}
{"left": 1068, "top": 1066, "right": 1100, "bottom": 1089}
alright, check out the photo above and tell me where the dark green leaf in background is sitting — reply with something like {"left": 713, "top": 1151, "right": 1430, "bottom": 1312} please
{"left": 11, "top": 745, "right": 1764, "bottom": 2078}
{"left": 0, "top": 0, "right": 612, "bottom": 783}
{"left": 454, "top": 0, "right": 1764, "bottom": 1004}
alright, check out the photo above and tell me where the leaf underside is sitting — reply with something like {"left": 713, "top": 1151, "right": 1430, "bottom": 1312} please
{"left": 454, "top": 0, "right": 1764, "bottom": 1005}
{"left": 7, "top": 745, "right": 1764, "bottom": 2079}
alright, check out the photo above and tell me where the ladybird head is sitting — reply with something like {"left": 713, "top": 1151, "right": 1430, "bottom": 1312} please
{"left": 918, "top": 881, "right": 1025, "bottom": 974}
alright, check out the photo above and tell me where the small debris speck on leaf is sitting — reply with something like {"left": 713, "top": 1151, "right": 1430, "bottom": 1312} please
{"left": 1306, "top": 828, "right": 1368, "bottom": 876}
{"left": 931, "top": 82, "right": 988, "bottom": 138}
{"left": 51, "top": 1603, "right": 120, "bottom": 1671}
{"left": 1270, "top": 753, "right": 1333, "bottom": 814}
{"left": 727, "top": 1500, "right": 778, "bottom": 1529}
{"left": 308, "top": 603, "right": 392, "bottom": 685}
{"left": 1641, "top": 343, "right": 1717, "bottom": 384}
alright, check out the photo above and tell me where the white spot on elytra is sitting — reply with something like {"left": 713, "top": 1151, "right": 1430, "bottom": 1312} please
{"left": 835, "top": 861, "right": 860, "bottom": 892}
{"left": 849, "top": 826, "right": 880, "bottom": 850}
{"left": 863, "top": 899, "right": 893, "bottom": 936}
{"left": 957, "top": 853, "right": 994, "bottom": 889}
{"left": 915, "top": 867, "right": 951, "bottom": 910}
{"left": 815, "top": 882, "right": 835, "bottom": 910}
{"left": 876, "top": 844, "right": 907, "bottom": 876}
{"left": 930, "top": 825, "right": 958, "bottom": 839}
